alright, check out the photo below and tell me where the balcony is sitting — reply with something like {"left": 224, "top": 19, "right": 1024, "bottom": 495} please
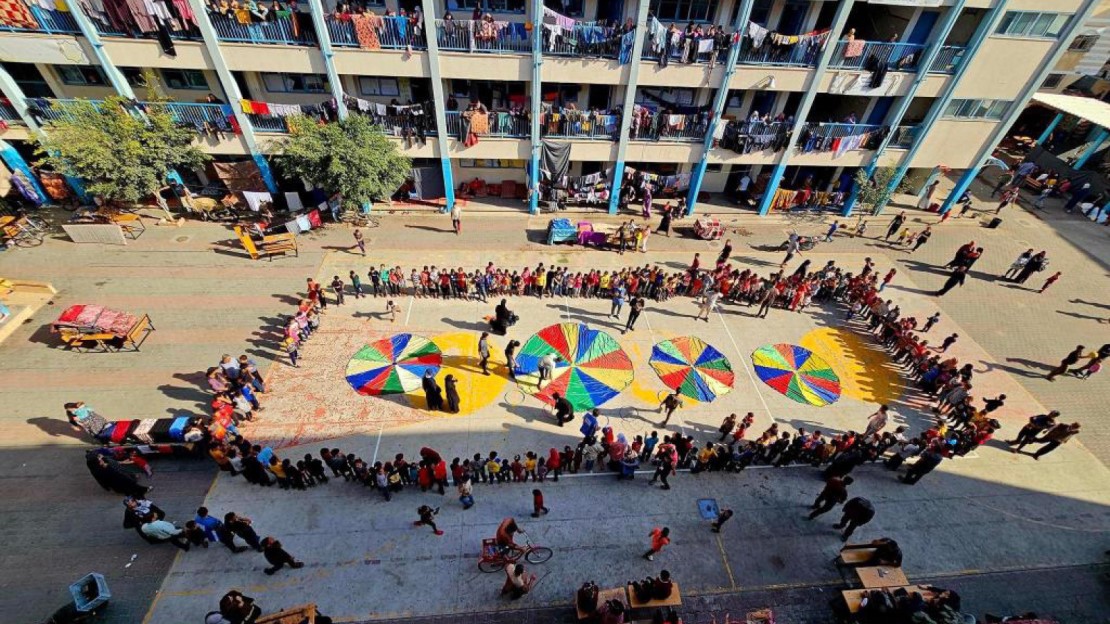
{"left": 889, "top": 125, "right": 917, "bottom": 149}
{"left": 543, "top": 112, "right": 619, "bottom": 140}
{"left": 436, "top": 19, "right": 529, "bottom": 54}
{"left": 210, "top": 14, "right": 317, "bottom": 46}
{"left": 328, "top": 15, "right": 427, "bottom": 50}
{"left": 796, "top": 122, "right": 886, "bottom": 153}
{"left": 630, "top": 113, "right": 706, "bottom": 142}
{"left": 737, "top": 44, "right": 819, "bottom": 68}
{"left": 0, "top": 6, "right": 80, "bottom": 34}
{"left": 929, "top": 46, "right": 966, "bottom": 74}
{"left": 444, "top": 111, "right": 529, "bottom": 138}
{"left": 829, "top": 42, "right": 926, "bottom": 72}
{"left": 545, "top": 24, "right": 623, "bottom": 59}
{"left": 0, "top": 100, "right": 25, "bottom": 124}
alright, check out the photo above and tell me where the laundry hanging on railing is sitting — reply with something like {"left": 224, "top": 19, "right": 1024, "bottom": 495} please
{"left": 619, "top": 29, "right": 635, "bottom": 64}
{"left": 843, "top": 38, "right": 865, "bottom": 58}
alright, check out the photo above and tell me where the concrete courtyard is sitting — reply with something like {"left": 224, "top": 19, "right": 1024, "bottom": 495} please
{"left": 1, "top": 176, "right": 1109, "bottom": 623}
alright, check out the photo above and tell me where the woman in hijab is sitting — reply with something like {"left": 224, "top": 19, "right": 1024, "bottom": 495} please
{"left": 492, "top": 299, "right": 513, "bottom": 335}
{"left": 444, "top": 375, "right": 461, "bottom": 413}
{"left": 422, "top": 370, "right": 444, "bottom": 411}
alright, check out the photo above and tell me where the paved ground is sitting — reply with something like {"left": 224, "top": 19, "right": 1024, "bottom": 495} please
{"left": 1, "top": 175, "right": 1109, "bottom": 624}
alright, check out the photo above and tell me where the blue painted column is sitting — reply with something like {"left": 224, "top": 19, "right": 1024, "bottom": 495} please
{"left": 940, "top": 0, "right": 1101, "bottom": 214}
{"left": 1037, "top": 112, "right": 1064, "bottom": 144}
{"left": 307, "top": 0, "right": 348, "bottom": 119}
{"left": 528, "top": 0, "right": 543, "bottom": 215}
{"left": 685, "top": 0, "right": 754, "bottom": 216}
{"left": 422, "top": 0, "right": 454, "bottom": 213}
{"left": 756, "top": 0, "right": 855, "bottom": 216}
{"left": 880, "top": 2, "right": 1009, "bottom": 211}
{"left": 1073, "top": 127, "right": 1108, "bottom": 169}
{"left": 840, "top": 0, "right": 966, "bottom": 217}
{"left": 186, "top": 0, "right": 278, "bottom": 194}
{"left": 0, "top": 140, "right": 48, "bottom": 203}
{"left": 608, "top": 0, "right": 651, "bottom": 215}
{"left": 66, "top": 1, "right": 136, "bottom": 99}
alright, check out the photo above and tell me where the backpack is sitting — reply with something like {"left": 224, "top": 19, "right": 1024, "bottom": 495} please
{"left": 576, "top": 581, "right": 599, "bottom": 613}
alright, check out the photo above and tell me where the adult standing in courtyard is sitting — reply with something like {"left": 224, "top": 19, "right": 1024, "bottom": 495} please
{"left": 1030, "top": 422, "right": 1081, "bottom": 459}
{"left": 625, "top": 295, "right": 645, "bottom": 333}
{"left": 86, "top": 450, "right": 148, "bottom": 497}
{"left": 885, "top": 211, "right": 906, "bottom": 240}
{"left": 1008, "top": 411, "right": 1059, "bottom": 451}
{"left": 1013, "top": 251, "right": 1047, "bottom": 284}
{"left": 910, "top": 226, "right": 932, "bottom": 253}
{"left": 808, "top": 475, "right": 853, "bottom": 520}
{"left": 552, "top": 392, "right": 574, "bottom": 426}
{"left": 444, "top": 374, "right": 461, "bottom": 413}
{"left": 422, "top": 370, "right": 444, "bottom": 411}
{"left": 1045, "top": 345, "right": 1085, "bottom": 381}
{"left": 478, "top": 332, "right": 492, "bottom": 375}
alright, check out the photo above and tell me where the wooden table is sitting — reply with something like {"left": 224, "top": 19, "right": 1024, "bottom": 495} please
{"left": 627, "top": 581, "right": 682, "bottom": 609}
{"left": 838, "top": 546, "right": 877, "bottom": 565}
{"left": 855, "top": 565, "right": 908, "bottom": 588}
{"left": 842, "top": 585, "right": 935, "bottom": 614}
{"left": 576, "top": 587, "right": 627, "bottom": 620}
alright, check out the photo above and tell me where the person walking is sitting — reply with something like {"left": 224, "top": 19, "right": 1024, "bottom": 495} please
{"left": 225, "top": 512, "right": 263, "bottom": 551}
{"left": 900, "top": 447, "right": 943, "bottom": 484}
{"left": 349, "top": 270, "right": 364, "bottom": 299}
{"left": 885, "top": 211, "right": 906, "bottom": 240}
{"left": 643, "top": 526, "right": 670, "bottom": 561}
{"left": 552, "top": 392, "right": 574, "bottom": 426}
{"left": 910, "top": 227, "right": 932, "bottom": 253}
{"left": 86, "top": 450, "right": 149, "bottom": 497}
{"left": 934, "top": 266, "right": 968, "bottom": 297}
{"left": 353, "top": 228, "right": 365, "bottom": 256}
{"left": 537, "top": 352, "right": 558, "bottom": 388}
{"left": 659, "top": 391, "right": 682, "bottom": 426}
{"left": 624, "top": 296, "right": 645, "bottom": 333}
{"left": 413, "top": 504, "right": 443, "bottom": 535}
{"left": 330, "top": 275, "right": 345, "bottom": 306}
{"left": 923, "top": 312, "right": 941, "bottom": 332}
{"left": 939, "top": 333, "right": 959, "bottom": 353}
{"left": 863, "top": 406, "right": 889, "bottom": 438}
{"left": 878, "top": 268, "right": 896, "bottom": 292}
{"left": 824, "top": 220, "right": 840, "bottom": 242}
{"left": 1014, "top": 251, "right": 1047, "bottom": 284}
{"left": 711, "top": 508, "right": 734, "bottom": 533}
{"left": 648, "top": 442, "right": 675, "bottom": 490}
{"left": 808, "top": 475, "right": 853, "bottom": 520}
{"left": 450, "top": 203, "right": 462, "bottom": 235}
{"left": 832, "top": 497, "right": 875, "bottom": 541}
{"left": 261, "top": 537, "right": 304, "bottom": 574}
{"left": 609, "top": 286, "right": 626, "bottom": 319}
{"left": 1030, "top": 422, "right": 1081, "bottom": 459}
{"left": 1046, "top": 345, "right": 1085, "bottom": 381}
{"left": 781, "top": 236, "right": 801, "bottom": 267}
{"left": 478, "top": 332, "right": 492, "bottom": 375}
{"left": 1039, "top": 271, "right": 1061, "bottom": 293}
{"left": 718, "top": 413, "right": 738, "bottom": 442}
{"left": 696, "top": 289, "right": 719, "bottom": 322}
{"left": 1002, "top": 249, "right": 1033, "bottom": 280}
{"left": 444, "top": 375, "right": 461, "bottom": 414}
{"left": 531, "top": 489, "right": 549, "bottom": 517}
{"left": 505, "top": 340, "right": 520, "bottom": 380}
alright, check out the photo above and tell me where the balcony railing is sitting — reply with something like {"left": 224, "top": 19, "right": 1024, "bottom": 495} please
{"left": 929, "top": 45, "right": 966, "bottom": 74}
{"left": 640, "top": 32, "right": 717, "bottom": 65}
{"left": 796, "top": 122, "right": 885, "bottom": 153}
{"left": 890, "top": 125, "right": 917, "bottom": 148}
{"left": 0, "top": 6, "right": 80, "bottom": 34}
{"left": 327, "top": 15, "right": 427, "bottom": 49}
{"left": 829, "top": 41, "right": 927, "bottom": 72}
{"left": 0, "top": 101, "right": 25, "bottom": 123}
{"left": 737, "top": 43, "right": 819, "bottom": 68}
{"left": 545, "top": 23, "right": 622, "bottom": 59}
{"left": 444, "top": 111, "right": 529, "bottom": 138}
{"left": 630, "top": 113, "right": 707, "bottom": 142}
{"left": 210, "top": 14, "right": 317, "bottom": 45}
{"left": 544, "top": 113, "right": 620, "bottom": 140}
{"left": 161, "top": 102, "right": 228, "bottom": 126}
{"left": 436, "top": 19, "right": 529, "bottom": 54}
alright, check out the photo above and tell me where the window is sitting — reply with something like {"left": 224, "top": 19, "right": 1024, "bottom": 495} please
{"left": 733, "top": 0, "right": 771, "bottom": 26}
{"left": 1070, "top": 34, "right": 1098, "bottom": 51}
{"left": 996, "top": 11, "right": 1070, "bottom": 39}
{"left": 636, "top": 88, "right": 695, "bottom": 106}
{"left": 57, "top": 65, "right": 107, "bottom": 86}
{"left": 162, "top": 69, "right": 208, "bottom": 90}
{"left": 2, "top": 62, "right": 54, "bottom": 97}
{"left": 542, "top": 0, "right": 581, "bottom": 17}
{"left": 1042, "top": 73, "right": 1064, "bottom": 89}
{"left": 650, "top": 0, "right": 715, "bottom": 23}
{"left": 358, "top": 77, "right": 400, "bottom": 97}
{"left": 120, "top": 67, "right": 145, "bottom": 87}
{"left": 262, "top": 73, "right": 328, "bottom": 93}
{"left": 943, "top": 99, "right": 1009, "bottom": 120}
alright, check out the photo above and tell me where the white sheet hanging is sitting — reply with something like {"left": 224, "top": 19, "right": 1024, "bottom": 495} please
{"left": 285, "top": 191, "right": 304, "bottom": 212}
{"left": 241, "top": 191, "right": 273, "bottom": 212}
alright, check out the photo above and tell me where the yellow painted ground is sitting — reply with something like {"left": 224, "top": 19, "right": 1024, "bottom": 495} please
{"left": 402, "top": 331, "right": 509, "bottom": 416}
{"left": 799, "top": 327, "right": 902, "bottom": 405}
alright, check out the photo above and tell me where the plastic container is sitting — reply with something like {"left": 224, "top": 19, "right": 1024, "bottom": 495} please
{"left": 69, "top": 573, "right": 110, "bottom": 612}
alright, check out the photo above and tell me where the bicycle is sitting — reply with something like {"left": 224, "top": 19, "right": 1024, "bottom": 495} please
{"left": 478, "top": 534, "right": 553, "bottom": 572}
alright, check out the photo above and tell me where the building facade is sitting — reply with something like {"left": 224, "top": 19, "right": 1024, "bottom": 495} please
{"left": 0, "top": 0, "right": 1099, "bottom": 215}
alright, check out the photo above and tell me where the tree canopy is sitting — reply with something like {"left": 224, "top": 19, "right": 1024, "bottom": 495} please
{"left": 853, "top": 167, "right": 913, "bottom": 216}
{"left": 277, "top": 114, "right": 410, "bottom": 209}
{"left": 33, "top": 92, "right": 209, "bottom": 206}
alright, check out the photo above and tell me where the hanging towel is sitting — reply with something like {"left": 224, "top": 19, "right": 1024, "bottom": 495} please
{"left": 251, "top": 101, "right": 270, "bottom": 115}
{"left": 747, "top": 22, "right": 768, "bottom": 49}
{"left": 242, "top": 191, "right": 272, "bottom": 212}
{"left": 285, "top": 191, "right": 304, "bottom": 212}
{"left": 295, "top": 214, "right": 312, "bottom": 231}
{"left": 351, "top": 13, "right": 382, "bottom": 50}
{"left": 240, "top": 99, "right": 253, "bottom": 114}
{"left": 171, "top": 0, "right": 195, "bottom": 27}
{"left": 306, "top": 209, "right": 322, "bottom": 228}
{"left": 697, "top": 38, "right": 714, "bottom": 54}
{"left": 843, "top": 39, "right": 865, "bottom": 58}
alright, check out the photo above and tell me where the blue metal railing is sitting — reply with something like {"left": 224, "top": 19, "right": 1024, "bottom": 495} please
{"left": 444, "top": 111, "right": 529, "bottom": 138}
{"left": 0, "top": 6, "right": 80, "bottom": 34}
{"left": 928, "top": 45, "right": 966, "bottom": 74}
{"left": 545, "top": 113, "right": 620, "bottom": 140}
{"left": 436, "top": 19, "right": 530, "bottom": 53}
{"left": 737, "top": 43, "right": 819, "bottom": 67}
{"left": 890, "top": 125, "right": 917, "bottom": 148}
{"left": 829, "top": 41, "right": 927, "bottom": 71}
{"left": 640, "top": 32, "right": 717, "bottom": 64}
{"left": 629, "top": 113, "right": 707, "bottom": 142}
{"left": 327, "top": 15, "right": 426, "bottom": 49}
{"left": 161, "top": 102, "right": 227, "bottom": 126}
{"left": 545, "top": 23, "right": 621, "bottom": 59}
{"left": 247, "top": 114, "right": 291, "bottom": 132}
{"left": 210, "top": 14, "right": 317, "bottom": 45}
{"left": 0, "top": 101, "right": 24, "bottom": 123}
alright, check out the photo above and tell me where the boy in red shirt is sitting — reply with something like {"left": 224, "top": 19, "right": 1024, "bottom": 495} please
{"left": 643, "top": 526, "right": 670, "bottom": 561}
{"left": 1039, "top": 271, "right": 1061, "bottom": 293}
{"left": 531, "top": 489, "right": 549, "bottom": 517}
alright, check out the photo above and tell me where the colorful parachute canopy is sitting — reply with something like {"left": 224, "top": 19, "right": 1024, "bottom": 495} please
{"left": 345, "top": 334, "right": 443, "bottom": 396}
{"left": 514, "top": 322, "right": 634, "bottom": 411}
{"left": 650, "top": 336, "right": 734, "bottom": 402}
{"left": 751, "top": 343, "right": 841, "bottom": 406}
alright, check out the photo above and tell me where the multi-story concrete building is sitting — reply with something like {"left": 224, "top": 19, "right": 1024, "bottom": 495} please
{"left": 0, "top": 0, "right": 1100, "bottom": 216}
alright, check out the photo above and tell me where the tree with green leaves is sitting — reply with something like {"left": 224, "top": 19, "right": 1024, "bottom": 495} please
{"left": 33, "top": 83, "right": 209, "bottom": 220}
{"left": 853, "top": 167, "right": 914, "bottom": 216}
{"left": 276, "top": 114, "right": 410, "bottom": 211}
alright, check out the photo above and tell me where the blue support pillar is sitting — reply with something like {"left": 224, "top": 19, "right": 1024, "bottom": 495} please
{"left": 186, "top": 0, "right": 277, "bottom": 194}
{"left": 307, "top": 0, "right": 348, "bottom": 120}
{"left": 756, "top": 0, "right": 856, "bottom": 216}
{"left": 840, "top": 0, "right": 966, "bottom": 217}
{"left": 685, "top": 0, "right": 754, "bottom": 216}
{"left": 881, "top": 2, "right": 1009, "bottom": 211}
{"left": 608, "top": 0, "right": 651, "bottom": 216}
{"left": 1037, "top": 112, "right": 1064, "bottom": 144}
{"left": 939, "top": 0, "right": 1101, "bottom": 214}
{"left": 422, "top": 0, "right": 454, "bottom": 213}
{"left": 1073, "top": 127, "right": 1108, "bottom": 169}
{"left": 0, "top": 140, "right": 48, "bottom": 203}
{"left": 528, "top": 0, "right": 543, "bottom": 215}
{"left": 66, "top": 1, "right": 136, "bottom": 99}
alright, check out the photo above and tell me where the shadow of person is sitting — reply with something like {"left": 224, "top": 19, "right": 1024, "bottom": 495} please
{"left": 26, "top": 417, "right": 88, "bottom": 441}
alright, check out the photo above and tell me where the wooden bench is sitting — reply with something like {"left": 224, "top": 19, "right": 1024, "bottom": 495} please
{"left": 119, "top": 314, "right": 155, "bottom": 351}
{"left": 855, "top": 565, "right": 908, "bottom": 589}
{"left": 842, "top": 585, "right": 936, "bottom": 614}
{"left": 837, "top": 545, "right": 877, "bottom": 565}
{"left": 627, "top": 581, "right": 682, "bottom": 609}
{"left": 576, "top": 587, "right": 626, "bottom": 620}
{"left": 109, "top": 213, "right": 146, "bottom": 240}
{"left": 235, "top": 226, "right": 298, "bottom": 261}
{"left": 255, "top": 603, "right": 317, "bottom": 624}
